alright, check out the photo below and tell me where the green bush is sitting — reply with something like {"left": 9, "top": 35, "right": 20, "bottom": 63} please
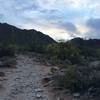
{"left": 46, "top": 43, "right": 85, "bottom": 65}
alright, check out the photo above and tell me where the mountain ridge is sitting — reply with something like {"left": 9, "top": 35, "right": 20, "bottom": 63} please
{"left": 69, "top": 37, "right": 100, "bottom": 48}
{"left": 0, "top": 23, "right": 56, "bottom": 46}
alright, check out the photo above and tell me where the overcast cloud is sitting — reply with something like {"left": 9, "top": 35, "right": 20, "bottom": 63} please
{"left": 0, "top": 0, "right": 100, "bottom": 40}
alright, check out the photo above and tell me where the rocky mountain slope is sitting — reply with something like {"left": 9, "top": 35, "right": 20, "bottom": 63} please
{"left": 0, "top": 23, "right": 56, "bottom": 46}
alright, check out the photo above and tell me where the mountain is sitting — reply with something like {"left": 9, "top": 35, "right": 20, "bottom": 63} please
{"left": 69, "top": 37, "right": 100, "bottom": 48}
{"left": 0, "top": 23, "right": 56, "bottom": 46}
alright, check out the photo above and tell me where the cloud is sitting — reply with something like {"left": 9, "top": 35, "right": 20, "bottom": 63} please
{"left": 51, "top": 21, "right": 82, "bottom": 38}
{"left": 59, "top": 22, "right": 77, "bottom": 33}
{"left": 84, "top": 18, "right": 100, "bottom": 39}
{"left": 0, "top": 0, "right": 100, "bottom": 40}
{"left": 87, "top": 18, "right": 100, "bottom": 31}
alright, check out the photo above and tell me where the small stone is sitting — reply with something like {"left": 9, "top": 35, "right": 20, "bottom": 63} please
{"left": 34, "top": 88, "right": 43, "bottom": 92}
{"left": 36, "top": 93, "right": 43, "bottom": 98}
{"left": 73, "top": 93, "right": 80, "bottom": 98}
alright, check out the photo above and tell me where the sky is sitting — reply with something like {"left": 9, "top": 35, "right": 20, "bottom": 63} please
{"left": 0, "top": 0, "right": 100, "bottom": 41}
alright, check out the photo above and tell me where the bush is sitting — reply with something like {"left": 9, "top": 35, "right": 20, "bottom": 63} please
{"left": 0, "top": 44, "right": 15, "bottom": 57}
{"left": 46, "top": 43, "right": 86, "bottom": 65}
{"left": 54, "top": 65, "right": 100, "bottom": 92}
{"left": 46, "top": 43, "right": 59, "bottom": 56}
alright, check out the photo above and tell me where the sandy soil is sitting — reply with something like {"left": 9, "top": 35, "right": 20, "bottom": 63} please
{"left": 0, "top": 54, "right": 54, "bottom": 100}
{"left": 0, "top": 53, "right": 74, "bottom": 100}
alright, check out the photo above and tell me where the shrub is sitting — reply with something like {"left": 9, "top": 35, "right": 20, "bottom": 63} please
{"left": 0, "top": 44, "right": 15, "bottom": 57}
{"left": 46, "top": 43, "right": 85, "bottom": 65}
{"left": 54, "top": 65, "right": 100, "bottom": 92}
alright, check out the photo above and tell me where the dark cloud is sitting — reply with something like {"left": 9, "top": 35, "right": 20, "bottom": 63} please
{"left": 54, "top": 21, "right": 81, "bottom": 38}
{"left": 85, "top": 18, "right": 100, "bottom": 39}
{"left": 85, "top": 30, "right": 100, "bottom": 39}
{"left": 60, "top": 22, "right": 77, "bottom": 33}
{"left": 87, "top": 18, "right": 100, "bottom": 31}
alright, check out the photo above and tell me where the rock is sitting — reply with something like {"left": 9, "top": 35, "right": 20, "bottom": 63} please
{"left": 0, "top": 57, "right": 16, "bottom": 68}
{"left": 0, "top": 77, "right": 7, "bottom": 81}
{"left": 34, "top": 88, "right": 43, "bottom": 92}
{"left": 53, "top": 86, "right": 63, "bottom": 90}
{"left": 42, "top": 77, "right": 52, "bottom": 84}
{"left": 62, "top": 89, "right": 70, "bottom": 93}
{"left": 51, "top": 67, "right": 59, "bottom": 73}
{"left": 0, "top": 61, "right": 3, "bottom": 66}
{"left": 57, "top": 97, "right": 61, "bottom": 100}
{"left": 64, "top": 59, "right": 72, "bottom": 65}
{"left": 73, "top": 93, "right": 80, "bottom": 98}
{"left": 89, "top": 61, "right": 100, "bottom": 69}
{"left": 36, "top": 93, "right": 43, "bottom": 98}
{"left": 43, "top": 80, "right": 54, "bottom": 87}
{"left": 88, "top": 87, "right": 100, "bottom": 96}
{"left": 57, "top": 69, "right": 66, "bottom": 76}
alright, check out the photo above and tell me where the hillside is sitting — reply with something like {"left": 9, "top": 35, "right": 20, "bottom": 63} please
{"left": 0, "top": 23, "right": 56, "bottom": 46}
{"left": 1, "top": 23, "right": 100, "bottom": 100}
{"left": 69, "top": 37, "right": 100, "bottom": 48}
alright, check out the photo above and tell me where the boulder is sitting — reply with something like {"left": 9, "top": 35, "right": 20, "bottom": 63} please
{"left": 89, "top": 61, "right": 100, "bottom": 67}
{"left": 89, "top": 61, "right": 100, "bottom": 70}
{"left": 73, "top": 93, "right": 80, "bottom": 98}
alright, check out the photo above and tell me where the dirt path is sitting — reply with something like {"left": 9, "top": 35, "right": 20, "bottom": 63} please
{"left": 0, "top": 54, "right": 53, "bottom": 100}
